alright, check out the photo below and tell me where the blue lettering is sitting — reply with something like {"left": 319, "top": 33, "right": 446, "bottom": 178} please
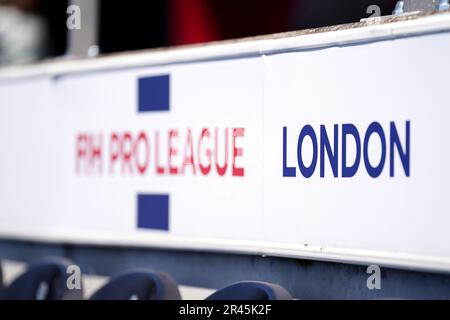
{"left": 320, "top": 125, "right": 339, "bottom": 178}
{"left": 342, "top": 124, "right": 361, "bottom": 178}
{"left": 363, "top": 122, "right": 386, "bottom": 178}
{"left": 283, "top": 127, "right": 296, "bottom": 177}
{"left": 390, "top": 121, "right": 410, "bottom": 177}
{"left": 283, "top": 121, "right": 411, "bottom": 179}
{"left": 297, "top": 125, "right": 318, "bottom": 178}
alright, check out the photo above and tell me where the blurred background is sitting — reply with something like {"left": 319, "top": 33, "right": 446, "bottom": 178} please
{"left": 0, "top": 0, "right": 398, "bottom": 65}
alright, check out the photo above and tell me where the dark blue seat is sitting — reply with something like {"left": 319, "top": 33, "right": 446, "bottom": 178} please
{"left": 1, "top": 257, "right": 83, "bottom": 300}
{"left": 206, "top": 281, "right": 293, "bottom": 300}
{"left": 90, "top": 269, "right": 181, "bottom": 300}
{"left": 0, "top": 260, "right": 3, "bottom": 291}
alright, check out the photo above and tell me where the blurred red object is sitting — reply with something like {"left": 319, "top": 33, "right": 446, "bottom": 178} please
{"left": 169, "top": 0, "right": 294, "bottom": 45}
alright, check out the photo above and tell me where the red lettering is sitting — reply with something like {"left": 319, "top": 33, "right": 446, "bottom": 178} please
{"left": 76, "top": 133, "right": 103, "bottom": 174}
{"left": 168, "top": 129, "right": 179, "bottom": 175}
{"left": 134, "top": 132, "right": 149, "bottom": 174}
{"left": 181, "top": 129, "right": 196, "bottom": 175}
{"left": 121, "top": 132, "right": 133, "bottom": 174}
{"left": 76, "top": 134, "right": 87, "bottom": 174}
{"left": 198, "top": 128, "right": 212, "bottom": 175}
{"left": 232, "top": 128, "right": 244, "bottom": 177}
{"left": 90, "top": 134, "right": 103, "bottom": 174}
{"left": 79, "top": 127, "right": 244, "bottom": 178}
{"left": 109, "top": 133, "right": 120, "bottom": 174}
{"left": 155, "top": 131, "right": 165, "bottom": 175}
{"left": 215, "top": 128, "right": 228, "bottom": 176}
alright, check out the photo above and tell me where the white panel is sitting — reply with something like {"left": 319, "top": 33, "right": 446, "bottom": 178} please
{"left": 2, "top": 14, "right": 450, "bottom": 272}
{"left": 263, "top": 32, "right": 450, "bottom": 258}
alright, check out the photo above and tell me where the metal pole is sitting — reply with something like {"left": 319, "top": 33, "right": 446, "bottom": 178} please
{"left": 66, "top": 0, "right": 99, "bottom": 58}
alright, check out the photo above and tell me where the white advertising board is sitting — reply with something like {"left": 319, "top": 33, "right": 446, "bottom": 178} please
{"left": 1, "top": 13, "right": 450, "bottom": 272}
